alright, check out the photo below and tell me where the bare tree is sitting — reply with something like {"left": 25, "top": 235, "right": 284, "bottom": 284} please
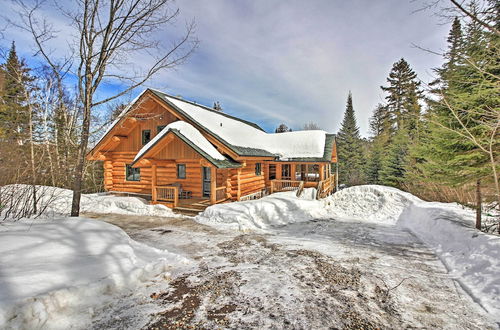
{"left": 303, "top": 121, "right": 321, "bottom": 130}
{"left": 12, "top": 0, "right": 198, "bottom": 216}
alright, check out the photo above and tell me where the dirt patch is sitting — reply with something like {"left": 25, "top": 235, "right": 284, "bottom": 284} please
{"left": 146, "top": 271, "right": 243, "bottom": 329}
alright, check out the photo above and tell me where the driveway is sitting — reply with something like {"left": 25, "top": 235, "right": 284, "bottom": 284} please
{"left": 84, "top": 213, "right": 495, "bottom": 329}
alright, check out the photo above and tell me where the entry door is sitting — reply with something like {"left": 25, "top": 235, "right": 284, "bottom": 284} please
{"left": 202, "top": 167, "right": 211, "bottom": 197}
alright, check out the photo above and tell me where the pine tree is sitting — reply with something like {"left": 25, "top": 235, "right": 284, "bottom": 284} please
{"left": 336, "top": 91, "right": 364, "bottom": 185}
{"left": 379, "top": 129, "right": 410, "bottom": 187}
{"left": 380, "top": 58, "right": 422, "bottom": 137}
{"left": 275, "top": 123, "right": 291, "bottom": 133}
{"left": 415, "top": 2, "right": 499, "bottom": 207}
{"left": 0, "top": 42, "right": 33, "bottom": 144}
{"left": 365, "top": 139, "right": 384, "bottom": 184}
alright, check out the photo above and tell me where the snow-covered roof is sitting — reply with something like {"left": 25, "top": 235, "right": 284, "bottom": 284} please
{"left": 91, "top": 89, "right": 335, "bottom": 162}
{"left": 133, "top": 121, "right": 240, "bottom": 168}
{"left": 153, "top": 91, "right": 328, "bottom": 159}
{"left": 135, "top": 121, "right": 226, "bottom": 162}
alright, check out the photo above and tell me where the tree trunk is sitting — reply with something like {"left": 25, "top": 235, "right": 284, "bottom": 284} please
{"left": 475, "top": 179, "right": 481, "bottom": 230}
{"left": 70, "top": 77, "right": 92, "bottom": 217}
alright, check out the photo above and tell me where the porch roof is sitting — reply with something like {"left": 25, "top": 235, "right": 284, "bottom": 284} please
{"left": 132, "top": 121, "right": 241, "bottom": 168}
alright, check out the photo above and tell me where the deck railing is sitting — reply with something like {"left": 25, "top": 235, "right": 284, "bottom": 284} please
{"left": 240, "top": 189, "right": 268, "bottom": 201}
{"left": 154, "top": 185, "right": 178, "bottom": 207}
{"left": 270, "top": 180, "right": 304, "bottom": 195}
{"left": 316, "top": 175, "right": 335, "bottom": 199}
{"left": 215, "top": 186, "right": 227, "bottom": 203}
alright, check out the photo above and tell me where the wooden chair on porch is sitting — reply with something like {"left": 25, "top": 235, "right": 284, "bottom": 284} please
{"left": 168, "top": 183, "right": 192, "bottom": 199}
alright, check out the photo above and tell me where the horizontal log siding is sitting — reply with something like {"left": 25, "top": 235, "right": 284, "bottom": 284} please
{"left": 107, "top": 152, "right": 152, "bottom": 194}
{"left": 229, "top": 160, "right": 265, "bottom": 200}
{"left": 156, "top": 160, "right": 204, "bottom": 198}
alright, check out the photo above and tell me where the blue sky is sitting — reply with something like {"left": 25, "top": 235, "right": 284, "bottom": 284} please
{"left": 1, "top": 0, "right": 450, "bottom": 136}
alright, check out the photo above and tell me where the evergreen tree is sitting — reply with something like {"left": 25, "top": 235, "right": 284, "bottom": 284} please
{"left": 275, "top": 123, "right": 291, "bottom": 133}
{"left": 0, "top": 42, "right": 33, "bottom": 144}
{"left": 412, "top": 1, "right": 499, "bottom": 212}
{"left": 380, "top": 58, "right": 422, "bottom": 137}
{"left": 379, "top": 129, "right": 410, "bottom": 187}
{"left": 365, "top": 139, "right": 384, "bottom": 184}
{"left": 336, "top": 91, "right": 364, "bottom": 185}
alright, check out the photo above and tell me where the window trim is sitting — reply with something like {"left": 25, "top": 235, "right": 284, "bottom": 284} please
{"left": 125, "top": 164, "right": 140, "bottom": 182}
{"left": 157, "top": 125, "right": 166, "bottom": 134}
{"left": 177, "top": 164, "right": 186, "bottom": 179}
{"left": 142, "top": 129, "right": 151, "bottom": 145}
{"left": 255, "top": 163, "right": 262, "bottom": 176}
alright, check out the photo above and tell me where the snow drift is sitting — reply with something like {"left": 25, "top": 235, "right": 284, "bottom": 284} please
{"left": 195, "top": 188, "right": 322, "bottom": 231}
{"left": 0, "top": 184, "right": 177, "bottom": 218}
{"left": 0, "top": 217, "right": 190, "bottom": 329}
{"left": 197, "top": 185, "right": 500, "bottom": 321}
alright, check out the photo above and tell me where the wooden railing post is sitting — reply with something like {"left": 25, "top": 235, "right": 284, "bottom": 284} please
{"left": 236, "top": 168, "right": 242, "bottom": 201}
{"left": 151, "top": 164, "right": 157, "bottom": 203}
{"left": 173, "top": 186, "right": 178, "bottom": 208}
{"left": 270, "top": 180, "right": 274, "bottom": 194}
{"left": 210, "top": 167, "right": 217, "bottom": 204}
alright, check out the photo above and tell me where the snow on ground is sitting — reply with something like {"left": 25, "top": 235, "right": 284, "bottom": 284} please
{"left": 195, "top": 188, "right": 322, "bottom": 231}
{"left": 197, "top": 184, "right": 500, "bottom": 323}
{"left": 0, "top": 217, "right": 191, "bottom": 329}
{"left": 96, "top": 213, "right": 494, "bottom": 329}
{"left": 0, "top": 184, "right": 177, "bottom": 218}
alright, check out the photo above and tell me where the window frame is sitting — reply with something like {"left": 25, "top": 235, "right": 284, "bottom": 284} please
{"left": 125, "top": 164, "right": 141, "bottom": 182}
{"left": 281, "top": 164, "right": 291, "bottom": 180}
{"left": 142, "top": 129, "right": 151, "bottom": 145}
{"left": 177, "top": 164, "right": 186, "bottom": 179}
{"left": 157, "top": 125, "right": 166, "bottom": 134}
{"left": 255, "top": 163, "right": 262, "bottom": 176}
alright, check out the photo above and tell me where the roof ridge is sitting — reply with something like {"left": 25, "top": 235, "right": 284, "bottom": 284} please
{"left": 149, "top": 89, "right": 266, "bottom": 132}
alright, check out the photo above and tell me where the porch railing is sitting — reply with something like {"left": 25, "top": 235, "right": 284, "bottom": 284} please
{"left": 215, "top": 186, "right": 227, "bottom": 203}
{"left": 270, "top": 180, "right": 304, "bottom": 195}
{"left": 240, "top": 189, "right": 268, "bottom": 201}
{"left": 153, "top": 185, "right": 178, "bottom": 207}
{"left": 316, "top": 175, "right": 335, "bottom": 199}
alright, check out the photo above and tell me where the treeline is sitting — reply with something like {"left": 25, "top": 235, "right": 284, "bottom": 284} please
{"left": 337, "top": 1, "right": 499, "bottom": 211}
{"left": 0, "top": 42, "right": 104, "bottom": 193}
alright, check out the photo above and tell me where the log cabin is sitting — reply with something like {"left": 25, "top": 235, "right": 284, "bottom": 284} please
{"left": 87, "top": 89, "right": 337, "bottom": 213}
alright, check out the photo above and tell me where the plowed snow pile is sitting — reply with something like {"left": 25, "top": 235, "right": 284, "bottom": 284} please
{"left": 0, "top": 217, "right": 190, "bottom": 329}
{"left": 197, "top": 185, "right": 500, "bottom": 321}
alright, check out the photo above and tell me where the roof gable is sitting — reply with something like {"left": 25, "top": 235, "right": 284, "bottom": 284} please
{"left": 132, "top": 121, "right": 240, "bottom": 168}
{"left": 89, "top": 88, "right": 332, "bottom": 162}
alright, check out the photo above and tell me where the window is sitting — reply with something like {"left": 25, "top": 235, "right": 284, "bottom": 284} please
{"left": 125, "top": 164, "right": 140, "bottom": 181}
{"left": 269, "top": 164, "right": 276, "bottom": 180}
{"left": 177, "top": 164, "right": 186, "bottom": 179}
{"left": 295, "top": 164, "right": 306, "bottom": 181}
{"left": 255, "top": 163, "right": 262, "bottom": 176}
{"left": 307, "top": 164, "right": 320, "bottom": 182}
{"left": 157, "top": 125, "right": 166, "bottom": 134}
{"left": 142, "top": 130, "right": 151, "bottom": 145}
{"left": 282, "top": 164, "right": 291, "bottom": 180}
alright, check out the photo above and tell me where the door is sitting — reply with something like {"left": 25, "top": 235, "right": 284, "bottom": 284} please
{"left": 202, "top": 167, "right": 211, "bottom": 197}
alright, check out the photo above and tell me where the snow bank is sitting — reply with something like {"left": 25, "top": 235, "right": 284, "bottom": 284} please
{"left": 0, "top": 217, "right": 189, "bottom": 329}
{"left": 196, "top": 188, "right": 324, "bottom": 231}
{"left": 1, "top": 184, "right": 177, "bottom": 218}
{"left": 397, "top": 202, "right": 500, "bottom": 320}
{"left": 323, "top": 185, "right": 420, "bottom": 225}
